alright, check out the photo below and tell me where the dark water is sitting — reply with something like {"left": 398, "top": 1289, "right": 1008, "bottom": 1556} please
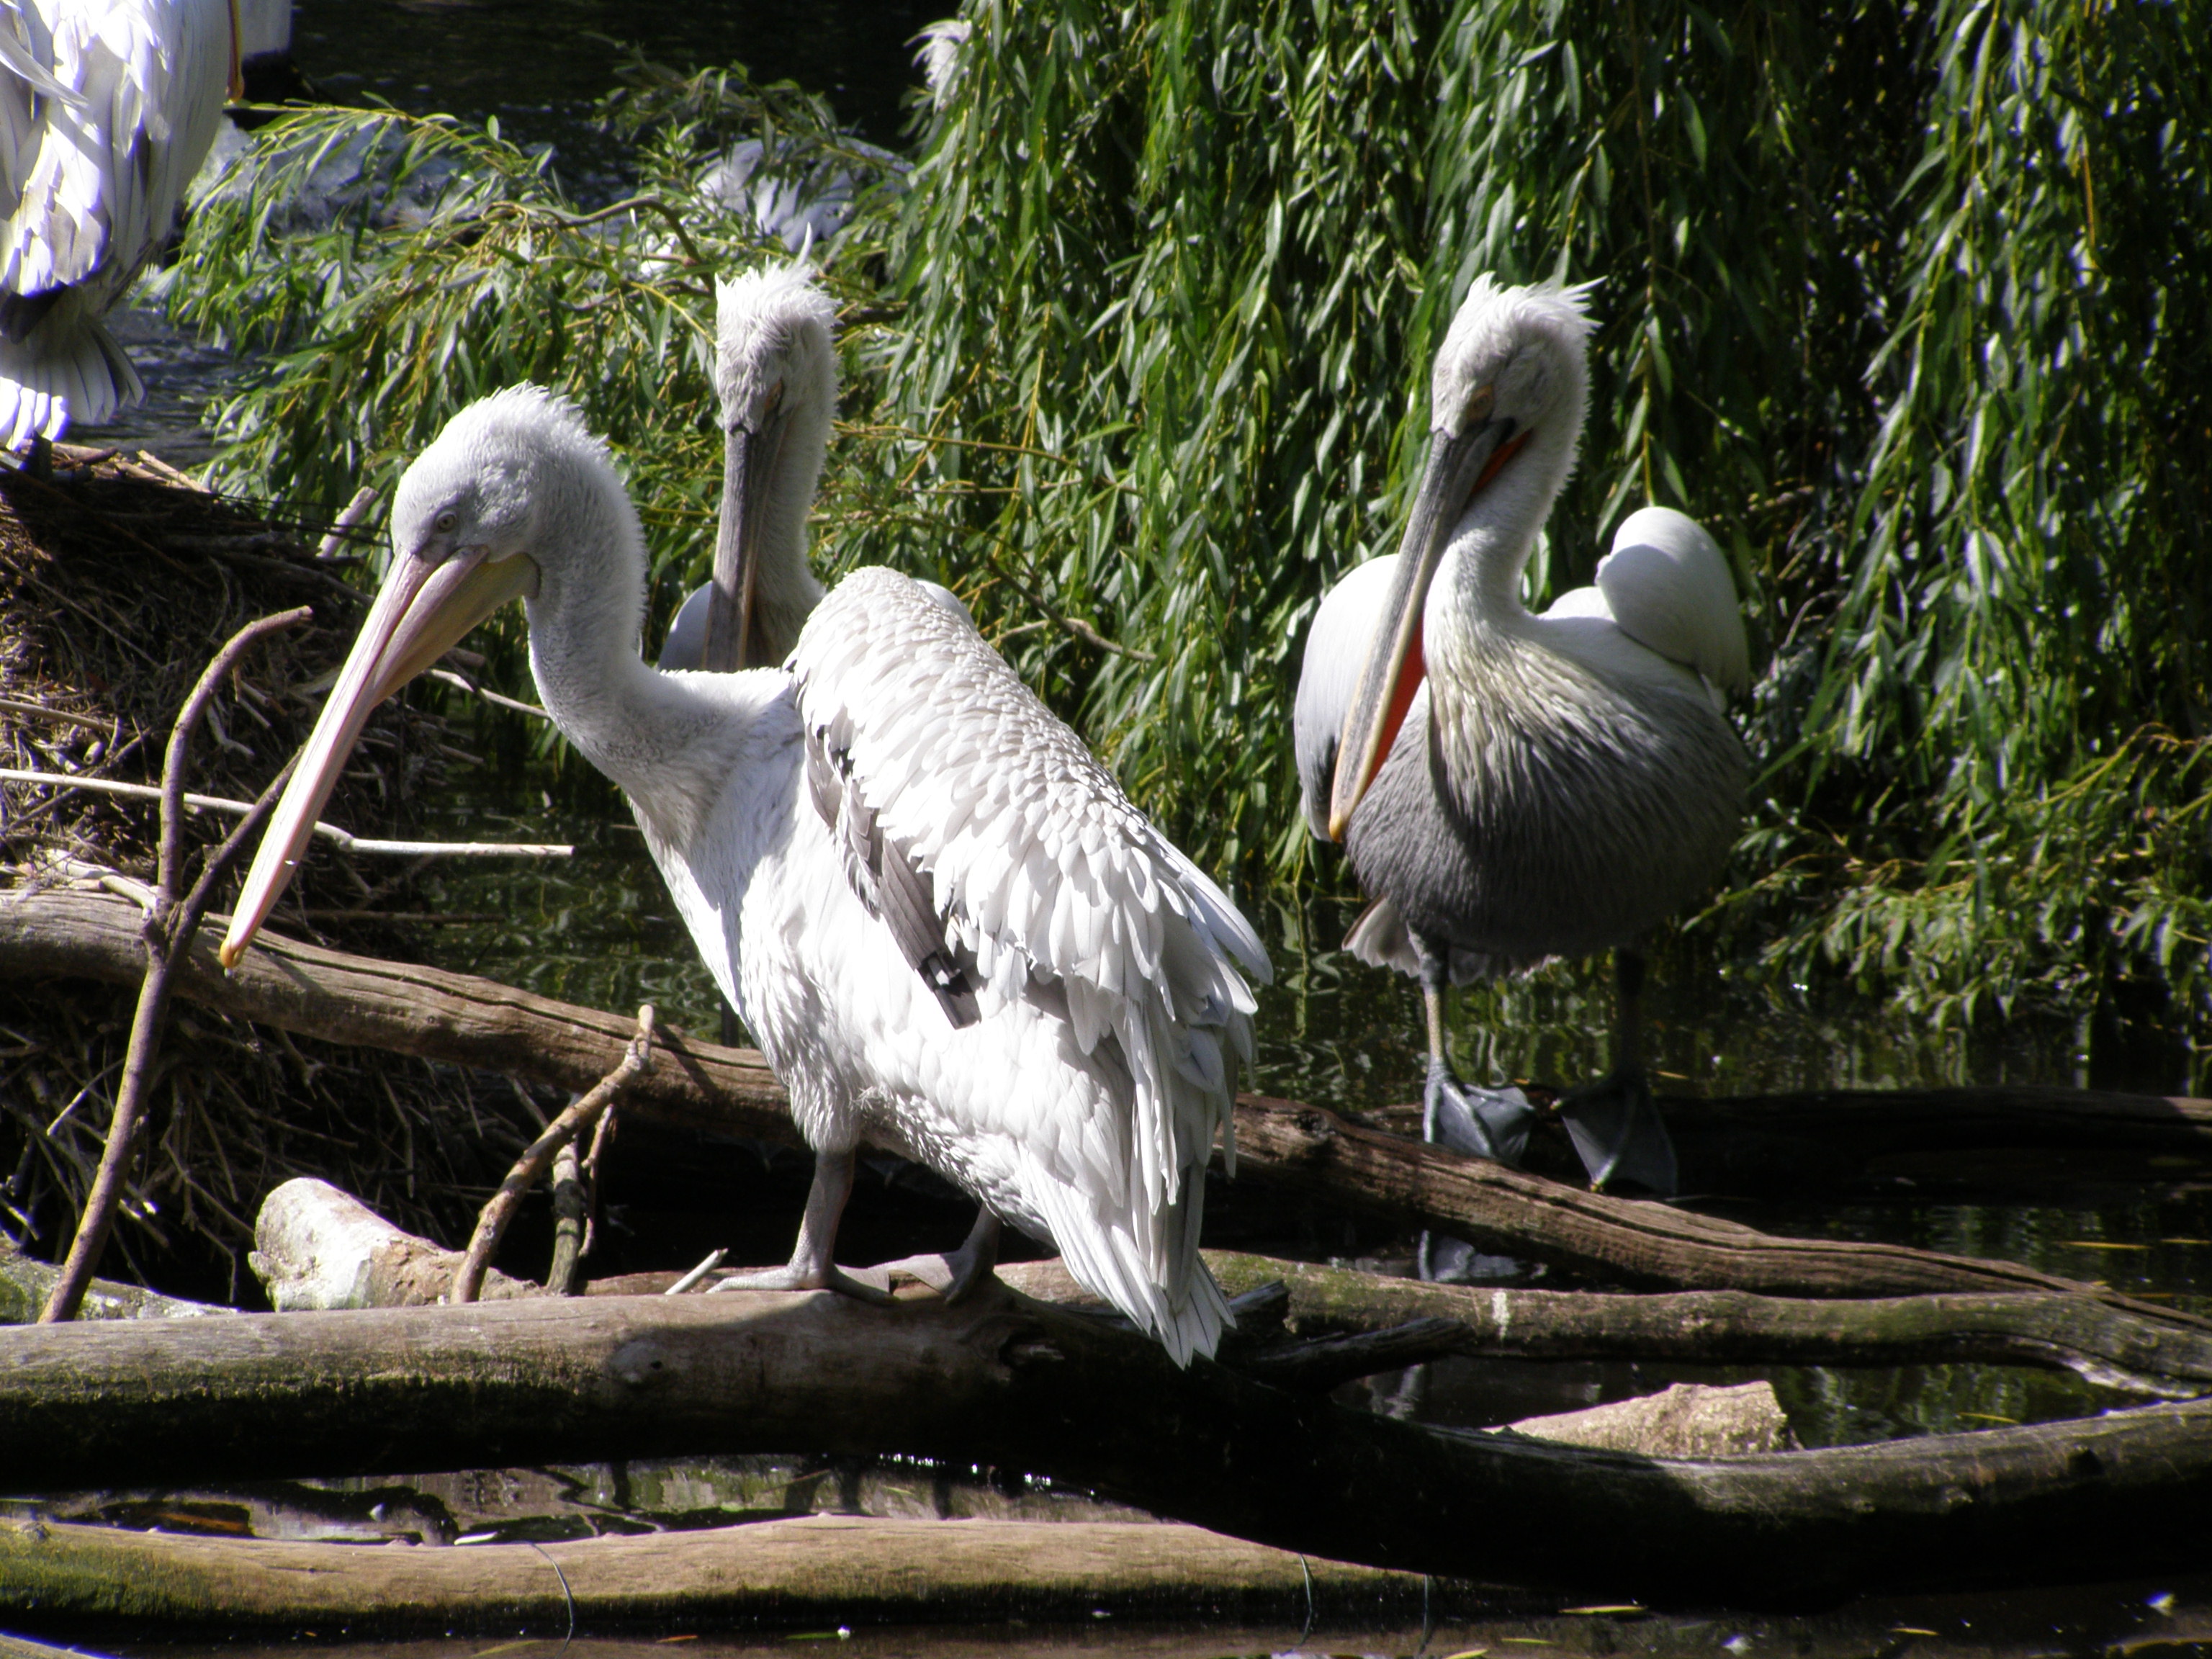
{"left": 42, "top": 9, "right": 2212, "bottom": 1653}
{"left": 289, "top": 0, "right": 945, "bottom": 190}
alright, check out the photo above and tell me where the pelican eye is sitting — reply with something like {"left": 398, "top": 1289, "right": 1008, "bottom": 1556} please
{"left": 1462, "top": 385, "right": 1496, "bottom": 426}
{"left": 763, "top": 379, "right": 786, "bottom": 415}
{"left": 433, "top": 510, "right": 459, "bottom": 534}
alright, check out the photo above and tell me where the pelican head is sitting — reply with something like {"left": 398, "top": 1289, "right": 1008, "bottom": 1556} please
{"left": 709, "top": 263, "right": 838, "bottom": 670}
{"left": 1326, "top": 275, "right": 1596, "bottom": 840}
{"left": 218, "top": 388, "right": 604, "bottom": 969}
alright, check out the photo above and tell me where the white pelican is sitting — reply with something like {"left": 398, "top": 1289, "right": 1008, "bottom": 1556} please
{"left": 0, "top": 0, "right": 238, "bottom": 456}
{"left": 1295, "top": 275, "right": 1748, "bottom": 1195}
{"left": 221, "top": 382, "right": 1267, "bottom": 1364}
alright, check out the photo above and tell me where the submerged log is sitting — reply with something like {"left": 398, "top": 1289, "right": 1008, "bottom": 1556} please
{"left": 0, "top": 1515, "right": 1418, "bottom": 1634}
{"left": 1509, "top": 1382, "right": 1797, "bottom": 1457}
{"left": 4, "top": 889, "right": 2192, "bottom": 1310}
{"left": 2, "top": 1285, "right": 2210, "bottom": 1603}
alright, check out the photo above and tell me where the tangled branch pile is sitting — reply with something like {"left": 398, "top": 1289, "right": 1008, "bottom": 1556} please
{"left": 0, "top": 454, "right": 538, "bottom": 1293}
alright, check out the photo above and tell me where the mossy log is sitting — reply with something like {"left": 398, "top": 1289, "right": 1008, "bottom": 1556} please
{"left": 1179, "top": 1255, "right": 2212, "bottom": 1398}
{"left": 0, "top": 1246, "right": 229, "bottom": 1325}
{"left": 0, "top": 1514, "right": 1418, "bottom": 1635}
{"left": 3, "top": 1285, "right": 2211, "bottom": 1603}
{"left": 3, "top": 889, "right": 2190, "bottom": 1310}
{"left": 251, "top": 1176, "right": 1796, "bottom": 1452}
{"left": 590, "top": 1251, "right": 2212, "bottom": 1400}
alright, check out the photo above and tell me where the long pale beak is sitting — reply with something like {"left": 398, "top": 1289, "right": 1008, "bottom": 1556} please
{"left": 1326, "top": 418, "right": 1519, "bottom": 842}
{"left": 218, "top": 544, "right": 539, "bottom": 968}
{"left": 704, "top": 407, "right": 789, "bottom": 672}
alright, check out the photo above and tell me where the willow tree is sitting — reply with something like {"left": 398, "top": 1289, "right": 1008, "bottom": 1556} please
{"left": 168, "top": 0, "right": 2209, "bottom": 1053}
{"left": 850, "top": 0, "right": 2210, "bottom": 1048}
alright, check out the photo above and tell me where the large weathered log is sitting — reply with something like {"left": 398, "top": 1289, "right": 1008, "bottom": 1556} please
{"left": 0, "top": 1515, "right": 1417, "bottom": 1633}
{"left": 1222, "top": 1095, "right": 2198, "bottom": 1305}
{"left": 599, "top": 1250, "right": 2212, "bottom": 1399}
{"left": 2, "top": 1287, "right": 2210, "bottom": 1603}
{"left": 251, "top": 1179, "right": 534, "bottom": 1308}
{"left": 0, "top": 886, "right": 793, "bottom": 1138}
{"left": 248, "top": 1177, "right": 1796, "bottom": 1452}
{"left": 1367, "top": 1087, "right": 2212, "bottom": 1195}
{"left": 4, "top": 889, "right": 2199, "bottom": 1308}
{"left": 1179, "top": 1255, "right": 2212, "bottom": 1398}
{"left": 0, "top": 1245, "right": 228, "bottom": 1325}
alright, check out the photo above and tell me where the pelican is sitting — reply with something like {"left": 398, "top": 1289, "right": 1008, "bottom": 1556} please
{"left": 0, "top": 0, "right": 238, "bottom": 457}
{"left": 221, "top": 318, "right": 1267, "bottom": 1370}
{"left": 1295, "top": 275, "right": 1748, "bottom": 1195}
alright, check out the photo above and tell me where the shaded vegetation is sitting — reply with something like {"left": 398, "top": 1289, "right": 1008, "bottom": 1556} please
{"left": 166, "top": 0, "right": 2211, "bottom": 1072}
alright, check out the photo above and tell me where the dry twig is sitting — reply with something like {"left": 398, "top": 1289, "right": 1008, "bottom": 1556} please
{"left": 449, "top": 1004, "right": 655, "bottom": 1304}
{"left": 40, "top": 607, "right": 313, "bottom": 1322}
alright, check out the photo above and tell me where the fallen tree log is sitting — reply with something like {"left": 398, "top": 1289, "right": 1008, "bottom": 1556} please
{"left": 0, "top": 886, "right": 791, "bottom": 1141}
{"left": 271, "top": 1168, "right": 2211, "bottom": 1398}
{"left": 1184, "top": 1256, "right": 2212, "bottom": 1398}
{"left": 0, "top": 1246, "right": 231, "bottom": 1325}
{"left": 0, "top": 1515, "right": 1421, "bottom": 1634}
{"left": 249, "top": 1177, "right": 1796, "bottom": 1453}
{"left": 3, "top": 888, "right": 2198, "bottom": 1308}
{"left": 1, "top": 1286, "right": 2209, "bottom": 1604}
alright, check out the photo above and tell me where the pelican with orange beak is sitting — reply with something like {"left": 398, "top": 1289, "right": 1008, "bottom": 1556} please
{"left": 1293, "top": 275, "right": 1749, "bottom": 1195}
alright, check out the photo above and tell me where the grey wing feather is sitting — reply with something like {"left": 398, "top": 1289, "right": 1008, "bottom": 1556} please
{"left": 804, "top": 712, "right": 979, "bottom": 1028}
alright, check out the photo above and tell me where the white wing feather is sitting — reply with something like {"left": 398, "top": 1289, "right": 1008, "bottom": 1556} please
{"left": 1593, "top": 506, "right": 1750, "bottom": 696}
{"left": 1292, "top": 553, "right": 1400, "bottom": 840}
{"left": 787, "top": 567, "right": 1269, "bottom": 1361}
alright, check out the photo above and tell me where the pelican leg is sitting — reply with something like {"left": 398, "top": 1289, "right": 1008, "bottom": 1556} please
{"left": 1415, "top": 934, "right": 1536, "bottom": 1166}
{"left": 1557, "top": 948, "right": 1679, "bottom": 1196}
{"left": 708, "top": 1146, "right": 896, "bottom": 1304}
{"left": 870, "top": 1208, "right": 1003, "bottom": 1303}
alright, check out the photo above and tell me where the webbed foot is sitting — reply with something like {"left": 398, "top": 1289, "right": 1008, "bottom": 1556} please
{"left": 871, "top": 1210, "right": 1002, "bottom": 1303}
{"left": 1557, "top": 1068, "right": 1678, "bottom": 1195}
{"left": 1424, "top": 1058, "right": 1537, "bottom": 1166}
{"left": 706, "top": 1260, "right": 896, "bottom": 1305}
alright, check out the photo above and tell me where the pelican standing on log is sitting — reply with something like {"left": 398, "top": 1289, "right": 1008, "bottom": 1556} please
{"left": 222, "top": 283, "right": 1268, "bottom": 1366}
{"left": 1295, "top": 275, "right": 1748, "bottom": 1195}
{"left": 0, "top": 0, "right": 239, "bottom": 457}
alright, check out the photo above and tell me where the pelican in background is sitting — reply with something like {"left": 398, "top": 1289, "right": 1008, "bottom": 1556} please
{"left": 222, "top": 312, "right": 1268, "bottom": 1368}
{"left": 654, "top": 266, "right": 964, "bottom": 1051}
{"left": 0, "top": 0, "right": 239, "bottom": 459}
{"left": 1295, "top": 276, "right": 1748, "bottom": 1195}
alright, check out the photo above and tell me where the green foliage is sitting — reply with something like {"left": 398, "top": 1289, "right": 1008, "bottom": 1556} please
{"left": 166, "top": 0, "right": 2212, "bottom": 1060}
{"left": 868, "top": 0, "right": 2211, "bottom": 1048}
{"left": 163, "top": 72, "right": 902, "bottom": 724}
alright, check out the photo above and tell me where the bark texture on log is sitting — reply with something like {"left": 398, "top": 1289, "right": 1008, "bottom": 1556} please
{"left": 249, "top": 1178, "right": 1800, "bottom": 1453}
{"left": 252, "top": 1179, "right": 534, "bottom": 1308}
{"left": 0, "top": 1245, "right": 229, "bottom": 1325}
{"left": 1509, "top": 1382, "right": 1796, "bottom": 1457}
{"left": 1225, "top": 1095, "right": 2196, "bottom": 1306}
{"left": 0, "top": 889, "right": 792, "bottom": 1143}
{"left": 6, "top": 889, "right": 2188, "bottom": 1310}
{"left": 1180, "top": 1255, "right": 2212, "bottom": 1398}
{"left": 3, "top": 1286, "right": 2210, "bottom": 1602}
{"left": 0, "top": 1516, "right": 1416, "bottom": 1633}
